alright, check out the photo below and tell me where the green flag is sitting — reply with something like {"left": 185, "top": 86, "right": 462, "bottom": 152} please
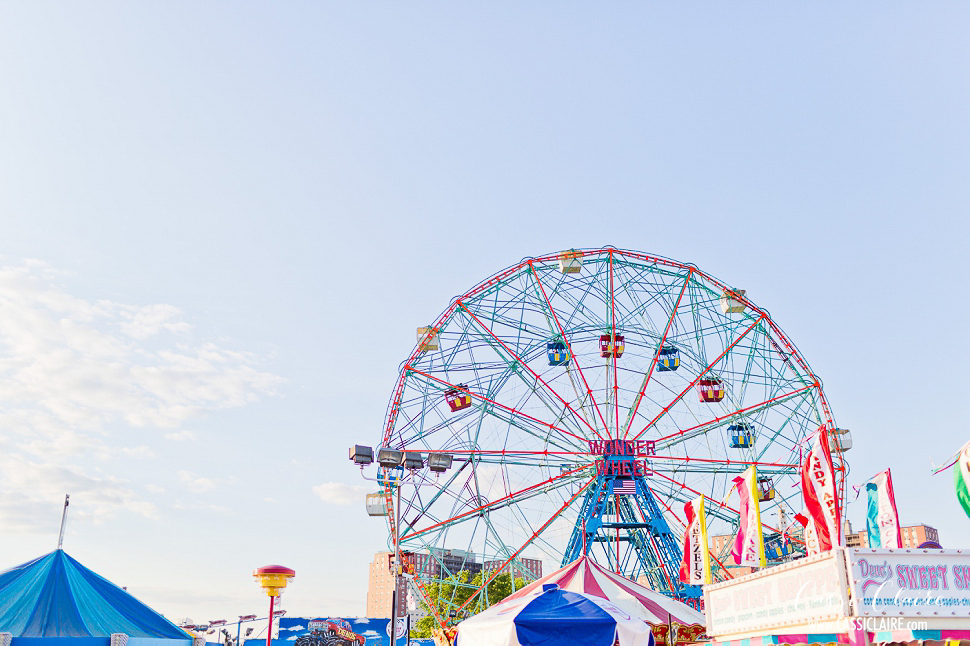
{"left": 956, "top": 442, "right": 970, "bottom": 520}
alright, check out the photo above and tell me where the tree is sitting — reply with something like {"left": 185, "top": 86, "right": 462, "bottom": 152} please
{"left": 410, "top": 571, "right": 529, "bottom": 637}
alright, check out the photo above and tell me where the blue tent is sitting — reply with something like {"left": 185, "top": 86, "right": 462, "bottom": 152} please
{"left": 0, "top": 550, "right": 191, "bottom": 646}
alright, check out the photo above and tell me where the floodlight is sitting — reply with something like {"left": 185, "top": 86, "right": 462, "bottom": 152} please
{"left": 377, "top": 448, "right": 404, "bottom": 467}
{"left": 428, "top": 453, "right": 453, "bottom": 473}
{"left": 349, "top": 445, "right": 374, "bottom": 465}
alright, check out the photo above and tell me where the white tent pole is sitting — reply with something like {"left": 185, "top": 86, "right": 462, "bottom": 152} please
{"left": 57, "top": 494, "right": 70, "bottom": 550}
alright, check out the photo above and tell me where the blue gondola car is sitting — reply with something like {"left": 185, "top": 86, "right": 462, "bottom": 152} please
{"left": 547, "top": 341, "right": 570, "bottom": 366}
{"left": 728, "top": 422, "right": 754, "bottom": 448}
{"left": 656, "top": 346, "right": 680, "bottom": 372}
{"left": 764, "top": 534, "right": 790, "bottom": 560}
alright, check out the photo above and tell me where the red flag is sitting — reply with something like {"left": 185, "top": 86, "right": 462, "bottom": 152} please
{"left": 801, "top": 427, "right": 841, "bottom": 551}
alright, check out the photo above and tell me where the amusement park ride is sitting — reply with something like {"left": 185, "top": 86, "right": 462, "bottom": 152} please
{"left": 350, "top": 247, "right": 851, "bottom": 628}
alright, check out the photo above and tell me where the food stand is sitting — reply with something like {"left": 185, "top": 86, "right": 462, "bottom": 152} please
{"left": 703, "top": 548, "right": 970, "bottom": 646}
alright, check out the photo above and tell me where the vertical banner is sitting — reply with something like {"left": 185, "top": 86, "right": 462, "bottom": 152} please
{"left": 731, "top": 466, "right": 766, "bottom": 567}
{"left": 955, "top": 442, "right": 970, "bottom": 520}
{"left": 865, "top": 469, "right": 902, "bottom": 548}
{"left": 679, "top": 495, "right": 711, "bottom": 585}
{"left": 801, "top": 427, "right": 841, "bottom": 551}
{"left": 794, "top": 511, "right": 821, "bottom": 556}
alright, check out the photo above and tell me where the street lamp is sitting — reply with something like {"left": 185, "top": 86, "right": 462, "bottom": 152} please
{"left": 350, "top": 444, "right": 455, "bottom": 646}
{"left": 236, "top": 615, "right": 258, "bottom": 646}
{"left": 253, "top": 565, "right": 295, "bottom": 646}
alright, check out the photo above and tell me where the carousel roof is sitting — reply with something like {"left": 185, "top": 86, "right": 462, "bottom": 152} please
{"left": 502, "top": 556, "right": 705, "bottom": 628}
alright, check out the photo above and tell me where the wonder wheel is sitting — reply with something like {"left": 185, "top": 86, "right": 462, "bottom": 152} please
{"left": 374, "top": 248, "right": 847, "bottom": 624}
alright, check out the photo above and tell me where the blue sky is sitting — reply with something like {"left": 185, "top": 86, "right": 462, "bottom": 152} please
{"left": 0, "top": 1, "right": 968, "bottom": 625}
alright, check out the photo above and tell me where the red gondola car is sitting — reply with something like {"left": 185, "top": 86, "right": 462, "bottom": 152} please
{"left": 599, "top": 334, "right": 625, "bottom": 358}
{"left": 445, "top": 385, "right": 473, "bottom": 412}
{"left": 698, "top": 378, "right": 725, "bottom": 403}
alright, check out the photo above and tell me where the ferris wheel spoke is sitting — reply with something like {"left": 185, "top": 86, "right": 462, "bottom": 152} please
{"left": 403, "top": 463, "right": 591, "bottom": 542}
{"left": 621, "top": 269, "right": 693, "bottom": 439}
{"left": 608, "top": 250, "right": 621, "bottom": 437}
{"left": 527, "top": 261, "right": 612, "bottom": 435}
{"left": 648, "top": 454, "right": 797, "bottom": 470}
{"left": 452, "top": 475, "right": 596, "bottom": 618}
{"left": 455, "top": 300, "right": 607, "bottom": 441}
{"left": 650, "top": 468, "right": 788, "bottom": 535}
{"left": 405, "top": 366, "right": 590, "bottom": 446}
{"left": 630, "top": 314, "right": 766, "bottom": 441}
{"left": 654, "top": 382, "right": 816, "bottom": 447}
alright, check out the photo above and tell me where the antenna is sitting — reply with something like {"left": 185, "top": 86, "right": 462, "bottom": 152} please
{"left": 57, "top": 494, "right": 70, "bottom": 550}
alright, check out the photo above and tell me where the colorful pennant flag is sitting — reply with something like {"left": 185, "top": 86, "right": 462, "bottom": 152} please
{"left": 678, "top": 495, "right": 711, "bottom": 585}
{"left": 801, "top": 427, "right": 841, "bottom": 551}
{"left": 955, "top": 442, "right": 970, "bottom": 520}
{"left": 731, "top": 465, "right": 766, "bottom": 567}
{"left": 865, "top": 469, "right": 901, "bottom": 548}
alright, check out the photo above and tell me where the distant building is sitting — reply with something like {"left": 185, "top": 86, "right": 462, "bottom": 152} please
{"left": 483, "top": 557, "right": 543, "bottom": 580}
{"left": 710, "top": 533, "right": 733, "bottom": 557}
{"left": 849, "top": 524, "right": 941, "bottom": 548}
{"left": 428, "top": 548, "right": 483, "bottom": 578}
{"left": 370, "top": 549, "right": 530, "bottom": 619}
{"left": 366, "top": 551, "right": 408, "bottom": 618}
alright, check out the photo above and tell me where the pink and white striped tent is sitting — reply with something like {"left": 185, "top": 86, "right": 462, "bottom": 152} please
{"left": 498, "top": 556, "right": 707, "bottom": 645}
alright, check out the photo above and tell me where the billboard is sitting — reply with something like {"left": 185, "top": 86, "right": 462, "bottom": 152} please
{"left": 270, "top": 617, "right": 433, "bottom": 646}
{"left": 704, "top": 550, "right": 849, "bottom": 638}
{"left": 845, "top": 548, "right": 970, "bottom": 618}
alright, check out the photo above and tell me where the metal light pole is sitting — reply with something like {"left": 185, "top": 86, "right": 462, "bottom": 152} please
{"left": 236, "top": 615, "right": 257, "bottom": 646}
{"left": 390, "top": 482, "right": 401, "bottom": 646}
{"left": 351, "top": 446, "right": 451, "bottom": 646}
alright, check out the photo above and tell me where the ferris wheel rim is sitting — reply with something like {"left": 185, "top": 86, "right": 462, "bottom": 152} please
{"left": 381, "top": 247, "right": 837, "bottom": 446}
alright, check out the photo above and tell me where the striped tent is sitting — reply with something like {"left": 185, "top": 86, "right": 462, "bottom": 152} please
{"left": 499, "top": 556, "right": 706, "bottom": 645}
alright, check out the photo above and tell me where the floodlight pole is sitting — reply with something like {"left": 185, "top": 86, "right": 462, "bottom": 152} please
{"left": 390, "top": 480, "right": 401, "bottom": 646}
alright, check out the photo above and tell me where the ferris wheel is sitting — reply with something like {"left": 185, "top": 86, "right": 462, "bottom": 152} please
{"left": 371, "top": 247, "right": 848, "bottom": 622}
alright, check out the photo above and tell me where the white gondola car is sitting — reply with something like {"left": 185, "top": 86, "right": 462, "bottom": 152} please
{"left": 365, "top": 492, "right": 389, "bottom": 516}
{"left": 720, "top": 288, "right": 747, "bottom": 314}
{"left": 829, "top": 428, "right": 853, "bottom": 452}
{"left": 416, "top": 326, "right": 439, "bottom": 352}
{"left": 558, "top": 250, "right": 583, "bottom": 274}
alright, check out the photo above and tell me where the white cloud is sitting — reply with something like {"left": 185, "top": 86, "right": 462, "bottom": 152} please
{"left": 0, "top": 260, "right": 284, "bottom": 531}
{"left": 164, "top": 430, "right": 196, "bottom": 442}
{"left": 178, "top": 471, "right": 217, "bottom": 493}
{"left": 119, "top": 303, "right": 192, "bottom": 339}
{"left": 146, "top": 484, "right": 166, "bottom": 494}
{"left": 312, "top": 482, "right": 370, "bottom": 506}
{"left": 0, "top": 455, "right": 157, "bottom": 531}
